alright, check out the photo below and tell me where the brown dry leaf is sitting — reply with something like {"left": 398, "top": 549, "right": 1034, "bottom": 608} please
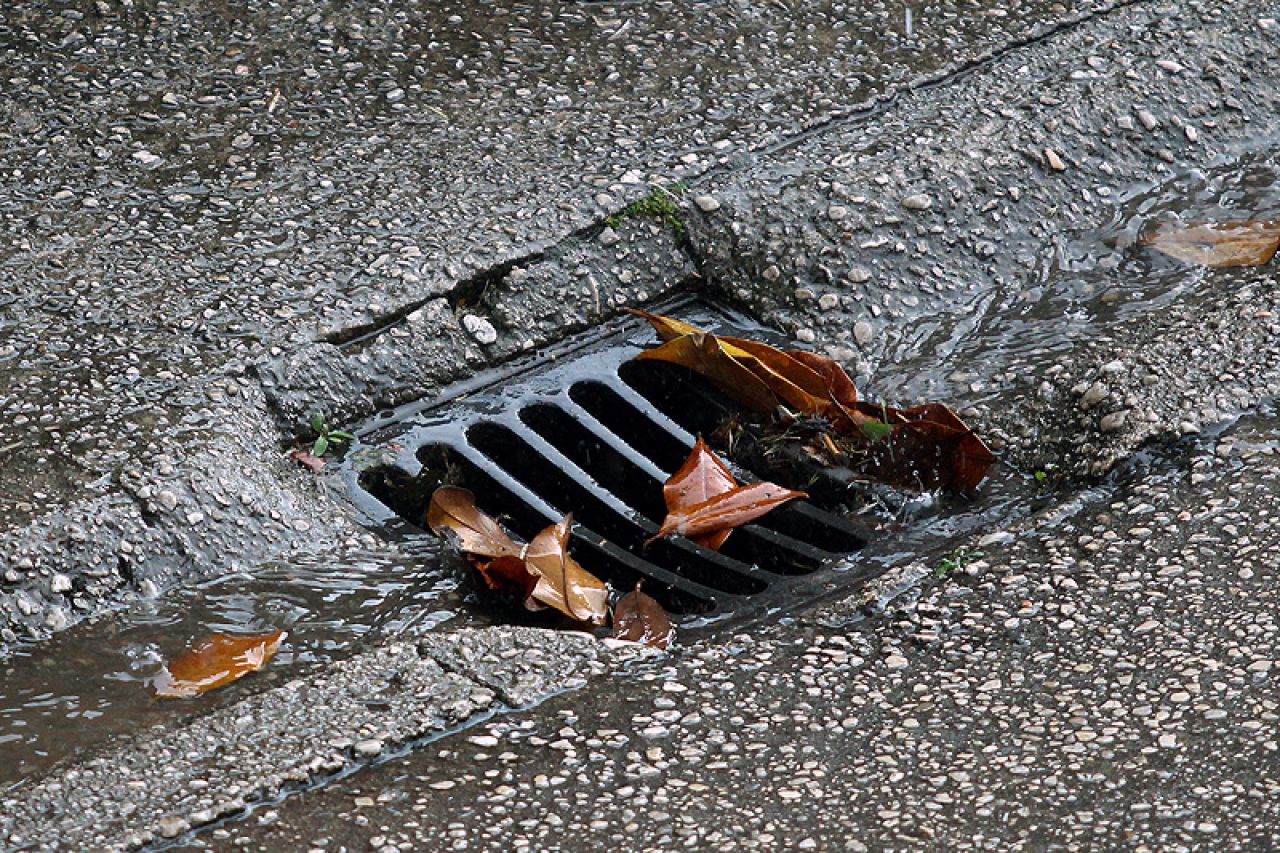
{"left": 613, "top": 584, "right": 673, "bottom": 649}
{"left": 426, "top": 486, "right": 523, "bottom": 561}
{"left": 525, "top": 515, "right": 610, "bottom": 626}
{"left": 852, "top": 401, "right": 996, "bottom": 493}
{"left": 1142, "top": 220, "right": 1280, "bottom": 268}
{"left": 650, "top": 481, "right": 807, "bottom": 546}
{"left": 664, "top": 437, "right": 738, "bottom": 550}
{"left": 153, "top": 631, "right": 286, "bottom": 699}
{"left": 624, "top": 307, "right": 703, "bottom": 342}
{"left": 635, "top": 331, "right": 781, "bottom": 414}
{"left": 288, "top": 448, "right": 327, "bottom": 473}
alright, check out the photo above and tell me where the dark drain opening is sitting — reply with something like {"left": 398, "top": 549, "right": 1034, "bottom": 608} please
{"left": 518, "top": 402, "right": 836, "bottom": 575}
{"left": 343, "top": 298, "right": 883, "bottom": 628}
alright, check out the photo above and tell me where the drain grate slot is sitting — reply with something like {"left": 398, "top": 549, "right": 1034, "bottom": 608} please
{"left": 343, "top": 298, "right": 882, "bottom": 628}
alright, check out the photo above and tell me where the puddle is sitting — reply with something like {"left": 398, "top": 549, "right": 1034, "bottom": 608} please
{"left": 0, "top": 546, "right": 476, "bottom": 787}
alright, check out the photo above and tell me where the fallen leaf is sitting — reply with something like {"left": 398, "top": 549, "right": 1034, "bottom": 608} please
{"left": 613, "top": 584, "right": 673, "bottom": 649}
{"left": 473, "top": 553, "right": 541, "bottom": 602}
{"left": 524, "top": 514, "right": 610, "bottom": 626}
{"left": 153, "top": 631, "right": 286, "bottom": 699}
{"left": 427, "top": 488, "right": 610, "bottom": 627}
{"left": 635, "top": 330, "right": 781, "bottom": 414}
{"left": 663, "top": 437, "right": 738, "bottom": 550}
{"left": 628, "top": 309, "right": 996, "bottom": 492}
{"left": 624, "top": 307, "right": 703, "bottom": 342}
{"left": 426, "top": 486, "right": 523, "bottom": 561}
{"left": 851, "top": 401, "right": 996, "bottom": 493}
{"left": 1142, "top": 220, "right": 1280, "bottom": 268}
{"left": 288, "top": 448, "right": 327, "bottom": 472}
{"left": 650, "top": 481, "right": 807, "bottom": 546}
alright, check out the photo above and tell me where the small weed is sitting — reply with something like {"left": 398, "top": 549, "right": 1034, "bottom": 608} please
{"left": 607, "top": 183, "right": 688, "bottom": 236}
{"left": 936, "top": 546, "right": 985, "bottom": 578}
{"left": 309, "top": 412, "right": 354, "bottom": 457}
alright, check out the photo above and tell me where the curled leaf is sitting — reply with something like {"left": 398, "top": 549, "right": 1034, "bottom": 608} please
{"left": 153, "top": 631, "right": 286, "bottom": 699}
{"left": 426, "top": 486, "right": 523, "bottom": 561}
{"left": 636, "top": 331, "right": 781, "bottom": 414}
{"left": 1141, "top": 220, "right": 1280, "bottom": 268}
{"left": 628, "top": 309, "right": 996, "bottom": 492}
{"left": 664, "top": 437, "right": 738, "bottom": 550}
{"left": 650, "top": 481, "right": 807, "bottom": 546}
{"left": 525, "top": 515, "right": 610, "bottom": 626}
{"left": 613, "top": 584, "right": 673, "bottom": 649}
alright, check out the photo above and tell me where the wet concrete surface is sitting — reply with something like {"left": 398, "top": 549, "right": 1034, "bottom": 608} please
{"left": 185, "top": 405, "right": 1280, "bottom": 852}
{"left": 2, "top": 0, "right": 1280, "bottom": 848}
{"left": 1, "top": 0, "right": 1141, "bottom": 648}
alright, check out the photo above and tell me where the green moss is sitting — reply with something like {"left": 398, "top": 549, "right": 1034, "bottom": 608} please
{"left": 607, "top": 183, "right": 688, "bottom": 237}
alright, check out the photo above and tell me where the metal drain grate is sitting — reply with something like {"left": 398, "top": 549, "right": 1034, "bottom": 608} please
{"left": 341, "top": 298, "right": 878, "bottom": 627}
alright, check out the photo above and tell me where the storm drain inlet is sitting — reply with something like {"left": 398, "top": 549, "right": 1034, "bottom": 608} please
{"left": 342, "top": 298, "right": 879, "bottom": 628}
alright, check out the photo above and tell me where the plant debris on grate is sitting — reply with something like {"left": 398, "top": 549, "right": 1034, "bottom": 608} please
{"left": 338, "top": 298, "right": 881, "bottom": 630}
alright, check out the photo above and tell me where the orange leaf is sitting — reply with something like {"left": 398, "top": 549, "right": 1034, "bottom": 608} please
{"left": 153, "top": 631, "right": 286, "bottom": 699}
{"left": 650, "top": 481, "right": 806, "bottom": 545}
{"left": 1141, "top": 220, "right": 1280, "bottom": 268}
{"left": 612, "top": 584, "right": 673, "bottom": 649}
{"left": 426, "top": 486, "right": 523, "bottom": 561}
{"left": 624, "top": 307, "right": 704, "bottom": 342}
{"left": 635, "top": 331, "right": 781, "bottom": 414}
{"left": 663, "top": 437, "right": 738, "bottom": 550}
{"left": 473, "top": 554, "right": 541, "bottom": 601}
{"left": 525, "top": 515, "right": 610, "bottom": 626}
{"left": 718, "top": 336, "right": 833, "bottom": 416}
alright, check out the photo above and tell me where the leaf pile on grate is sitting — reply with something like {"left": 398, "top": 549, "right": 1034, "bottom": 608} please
{"left": 427, "top": 439, "right": 805, "bottom": 647}
{"left": 626, "top": 309, "right": 996, "bottom": 493}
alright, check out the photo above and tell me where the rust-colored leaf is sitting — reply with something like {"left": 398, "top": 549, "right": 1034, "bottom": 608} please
{"left": 627, "top": 310, "right": 996, "bottom": 492}
{"left": 850, "top": 401, "right": 995, "bottom": 493}
{"left": 1142, "top": 220, "right": 1280, "bottom": 268}
{"left": 718, "top": 336, "right": 833, "bottom": 416}
{"left": 651, "top": 481, "right": 806, "bottom": 545}
{"left": 473, "top": 554, "right": 541, "bottom": 601}
{"left": 153, "top": 631, "right": 286, "bottom": 699}
{"left": 525, "top": 515, "right": 610, "bottom": 626}
{"left": 613, "top": 584, "right": 673, "bottom": 649}
{"left": 426, "top": 486, "right": 523, "bottom": 561}
{"left": 664, "top": 437, "right": 738, "bottom": 550}
{"left": 288, "top": 448, "right": 327, "bottom": 472}
{"left": 636, "top": 331, "right": 781, "bottom": 414}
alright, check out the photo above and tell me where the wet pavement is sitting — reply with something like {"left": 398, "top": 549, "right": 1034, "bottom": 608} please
{"left": 191, "top": 405, "right": 1280, "bottom": 852}
{"left": 2, "top": 0, "right": 1280, "bottom": 848}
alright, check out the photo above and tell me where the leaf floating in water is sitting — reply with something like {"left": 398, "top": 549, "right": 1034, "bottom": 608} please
{"left": 1142, "top": 220, "right": 1280, "bottom": 268}
{"left": 663, "top": 437, "right": 738, "bottom": 550}
{"left": 651, "top": 481, "right": 807, "bottom": 547}
{"left": 613, "top": 584, "right": 673, "bottom": 649}
{"left": 153, "top": 631, "right": 286, "bottom": 699}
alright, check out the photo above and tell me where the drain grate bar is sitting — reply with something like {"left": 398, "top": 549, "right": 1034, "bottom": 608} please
{"left": 346, "top": 298, "right": 880, "bottom": 625}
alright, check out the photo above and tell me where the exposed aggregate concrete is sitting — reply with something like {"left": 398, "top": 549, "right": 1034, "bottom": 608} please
{"left": 0, "top": 626, "right": 652, "bottom": 851}
{"left": 0, "top": 0, "right": 1132, "bottom": 649}
{"left": 203, "top": 405, "right": 1280, "bottom": 852}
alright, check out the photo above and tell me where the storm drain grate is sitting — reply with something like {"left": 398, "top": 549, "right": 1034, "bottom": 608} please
{"left": 341, "top": 298, "right": 879, "bottom": 627}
